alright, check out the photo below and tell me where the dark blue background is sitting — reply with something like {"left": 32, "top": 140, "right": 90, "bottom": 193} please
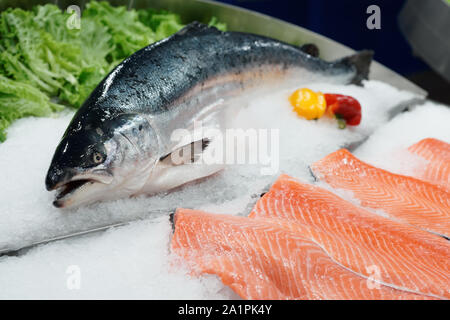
{"left": 218, "top": 0, "right": 428, "bottom": 77}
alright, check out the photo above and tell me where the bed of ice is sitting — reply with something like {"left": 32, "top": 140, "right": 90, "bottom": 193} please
{"left": 354, "top": 101, "right": 450, "bottom": 175}
{"left": 0, "top": 80, "right": 448, "bottom": 299}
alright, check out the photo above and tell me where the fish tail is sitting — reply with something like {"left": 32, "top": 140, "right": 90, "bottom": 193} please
{"left": 338, "top": 50, "right": 374, "bottom": 85}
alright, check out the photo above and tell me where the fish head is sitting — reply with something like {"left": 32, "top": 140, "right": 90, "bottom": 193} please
{"left": 46, "top": 113, "right": 160, "bottom": 208}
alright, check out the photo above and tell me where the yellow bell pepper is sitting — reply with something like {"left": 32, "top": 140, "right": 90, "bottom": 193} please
{"left": 289, "top": 88, "right": 326, "bottom": 120}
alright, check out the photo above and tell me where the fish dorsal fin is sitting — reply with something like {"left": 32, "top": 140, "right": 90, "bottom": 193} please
{"left": 175, "top": 21, "right": 222, "bottom": 37}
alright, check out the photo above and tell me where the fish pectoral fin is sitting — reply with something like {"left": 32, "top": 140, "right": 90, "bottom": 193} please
{"left": 159, "top": 138, "right": 211, "bottom": 166}
{"left": 140, "top": 137, "right": 222, "bottom": 195}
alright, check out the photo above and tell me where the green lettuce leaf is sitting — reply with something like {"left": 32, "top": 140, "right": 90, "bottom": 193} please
{"left": 138, "top": 9, "right": 185, "bottom": 41}
{"left": 0, "top": 75, "right": 64, "bottom": 141}
{"left": 83, "top": 1, "right": 156, "bottom": 60}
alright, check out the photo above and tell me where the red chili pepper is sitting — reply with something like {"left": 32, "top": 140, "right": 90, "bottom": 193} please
{"left": 324, "top": 94, "right": 362, "bottom": 128}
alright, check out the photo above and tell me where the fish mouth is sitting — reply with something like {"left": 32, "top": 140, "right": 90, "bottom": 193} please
{"left": 53, "top": 179, "right": 96, "bottom": 208}
{"left": 49, "top": 168, "right": 115, "bottom": 208}
{"left": 55, "top": 179, "right": 91, "bottom": 199}
{"left": 52, "top": 175, "right": 112, "bottom": 208}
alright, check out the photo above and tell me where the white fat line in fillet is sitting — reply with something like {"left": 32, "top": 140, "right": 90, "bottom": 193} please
{"left": 266, "top": 201, "right": 442, "bottom": 298}
{"left": 286, "top": 195, "right": 445, "bottom": 297}
{"left": 297, "top": 229, "right": 445, "bottom": 299}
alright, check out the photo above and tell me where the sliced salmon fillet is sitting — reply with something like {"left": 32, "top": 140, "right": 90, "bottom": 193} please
{"left": 249, "top": 175, "right": 450, "bottom": 299}
{"left": 311, "top": 149, "right": 450, "bottom": 238}
{"left": 172, "top": 209, "right": 435, "bottom": 300}
{"left": 408, "top": 138, "right": 450, "bottom": 191}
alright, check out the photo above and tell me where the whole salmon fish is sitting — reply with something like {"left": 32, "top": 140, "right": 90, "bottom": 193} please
{"left": 45, "top": 22, "right": 373, "bottom": 208}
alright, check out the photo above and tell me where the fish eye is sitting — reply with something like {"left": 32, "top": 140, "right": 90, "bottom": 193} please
{"left": 92, "top": 152, "right": 104, "bottom": 164}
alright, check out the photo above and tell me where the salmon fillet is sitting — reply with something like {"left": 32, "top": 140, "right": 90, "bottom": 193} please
{"left": 311, "top": 149, "right": 450, "bottom": 238}
{"left": 408, "top": 138, "right": 450, "bottom": 191}
{"left": 249, "top": 175, "right": 450, "bottom": 299}
{"left": 172, "top": 209, "right": 435, "bottom": 300}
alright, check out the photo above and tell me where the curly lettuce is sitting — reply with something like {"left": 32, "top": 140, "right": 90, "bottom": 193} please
{"left": 0, "top": 75, "right": 64, "bottom": 141}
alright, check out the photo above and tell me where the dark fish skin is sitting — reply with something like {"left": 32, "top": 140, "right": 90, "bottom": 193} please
{"left": 46, "top": 22, "right": 373, "bottom": 194}
{"left": 63, "top": 22, "right": 372, "bottom": 135}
